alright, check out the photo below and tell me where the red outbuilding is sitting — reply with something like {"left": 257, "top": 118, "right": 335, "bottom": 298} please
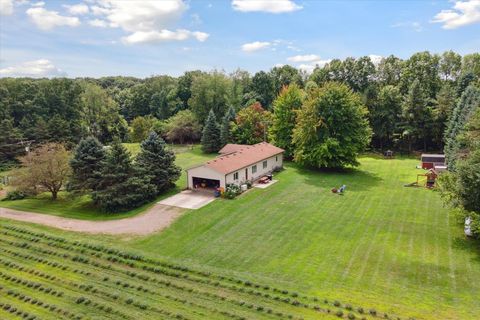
{"left": 421, "top": 154, "right": 445, "bottom": 170}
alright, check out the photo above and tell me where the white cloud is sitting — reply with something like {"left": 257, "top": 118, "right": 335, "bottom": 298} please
{"left": 287, "top": 54, "right": 320, "bottom": 62}
{"left": 241, "top": 41, "right": 271, "bottom": 52}
{"left": 122, "top": 29, "right": 209, "bottom": 45}
{"left": 87, "top": 0, "right": 209, "bottom": 44}
{"left": 391, "top": 21, "right": 423, "bottom": 32}
{"left": 32, "top": 1, "right": 45, "bottom": 7}
{"left": 431, "top": 0, "right": 480, "bottom": 29}
{"left": 368, "top": 54, "right": 383, "bottom": 65}
{"left": 232, "top": 0, "right": 302, "bottom": 13}
{"left": 92, "top": 0, "right": 187, "bottom": 32}
{"left": 64, "top": 3, "right": 89, "bottom": 15}
{"left": 88, "top": 18, "right": 108, "bottom": 27}
{"left": 26, "top": 7, "right": 80, "bottom": 30}
{"left": 0, "top": 0, "right": 13, "bottom": 15}
{"left": 297, "top": 59, "right": 332, "bottom": 73}
{"left": 0, "top": 59, "right": 66, "bottom": 78}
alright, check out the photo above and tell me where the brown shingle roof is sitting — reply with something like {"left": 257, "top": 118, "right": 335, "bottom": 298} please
{"left": 204, "top": 142, "right": 284, "bottom": 174}
{"left": 218, "top": 143, "right": 249, "bottom": 154}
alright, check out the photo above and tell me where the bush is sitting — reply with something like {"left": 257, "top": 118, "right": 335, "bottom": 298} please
{"left": 348, "top": 313, "right": 356, "bottom": 320}
{"left": 336, "top": 310, "right": 344, "bottom": 317}
{"left": 3, "top": 190, "right": 27, "bottom": 201}
{"left": 224, "top": 183, "right": 241, "bottom": 199}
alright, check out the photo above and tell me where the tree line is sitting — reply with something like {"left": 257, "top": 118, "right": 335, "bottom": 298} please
{"left": 8, "top": 132, "right": 180, "bottom": 212}
{"left": 1, "top": 50, "right": 480, "bottom": 170}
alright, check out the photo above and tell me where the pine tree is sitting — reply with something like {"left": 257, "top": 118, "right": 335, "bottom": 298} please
{"left": 444, "top": 85, "right": 480, "bottom": 171}
{"left": 269, "top": 84, "right": 303, "bottom": 158}
{"left": 69, "top": 137, "right": 106, "bottom": 193}
{"left": 402, "top": 79, "right": 432, "bottom": 151}
{"left": 92, "top": 140, "right": 156, "bottom": 212}
{"left": 0, "top": 118, "right": 24, "bottom": 167}
{"left": 220, "top": 106, "right": 236, "bottom": 146}
{"left": 201, "top": 109, "right": 221, "bottom": 153}
{"left": 136, "top": 132, "right": 181, "bottom": 194}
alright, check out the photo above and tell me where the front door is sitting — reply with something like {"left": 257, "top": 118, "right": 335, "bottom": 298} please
{"left": 245, "top": 168, "right": 248, "bottom": 180}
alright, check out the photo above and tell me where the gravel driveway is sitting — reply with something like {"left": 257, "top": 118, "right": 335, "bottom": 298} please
{"left": 0, "top": 204, "right": 185, "bottom": 235}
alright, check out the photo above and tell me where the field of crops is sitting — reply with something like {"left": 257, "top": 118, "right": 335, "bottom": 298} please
{"left": 0, "top": 220, "right": 410, "bottom": 320}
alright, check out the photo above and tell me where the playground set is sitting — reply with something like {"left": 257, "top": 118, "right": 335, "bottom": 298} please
{"left": 404, "top": 169, "right": 438, "bottom": 188}
{"left": 404, "top": 153, "right": 446, "bottom": 189}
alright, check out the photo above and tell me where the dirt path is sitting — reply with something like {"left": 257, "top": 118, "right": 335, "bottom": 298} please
{"left": 0, "top": 204, "right": 185, "bottom": 235}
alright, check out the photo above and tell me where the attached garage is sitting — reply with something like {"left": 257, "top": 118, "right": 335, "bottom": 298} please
{"left": 187, "top": 165, "right": 225, "bottom": 190}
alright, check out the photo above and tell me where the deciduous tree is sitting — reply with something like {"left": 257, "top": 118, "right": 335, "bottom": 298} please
{"left": 230, "top": 102, "right": 273, "bottom": 144}
{"left": 165, "top": 110, "right": 202, "bottom": 144}
{"left": 292, "top": 82, "right": 371, "bottom": 168}
{"left": 269, "top": 84, "right": 304, "bottom": 158}
{"left": 12, "top": 143, "right": 71, "bottom": 200}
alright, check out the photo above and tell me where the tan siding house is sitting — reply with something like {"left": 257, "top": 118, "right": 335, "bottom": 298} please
{"left": 187, "top": 142, "right": 284, "bottom": 190}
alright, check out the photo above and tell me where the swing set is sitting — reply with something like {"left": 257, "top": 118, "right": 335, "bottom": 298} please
{"left": 404, "top": 169, "right": 438, "bottom": 189}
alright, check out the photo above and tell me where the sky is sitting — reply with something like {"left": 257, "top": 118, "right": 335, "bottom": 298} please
{"left": 0, "top": 0, "right": 479, "bottom": 78}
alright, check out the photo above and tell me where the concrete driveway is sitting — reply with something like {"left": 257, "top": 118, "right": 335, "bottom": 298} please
{"left": 158, "top": 190, "right": 216, "bottom": 209}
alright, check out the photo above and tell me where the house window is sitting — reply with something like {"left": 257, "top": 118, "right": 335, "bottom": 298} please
{"left": 276, "top": 155, "right": 278, "bottom": 162}
{"left": 252, "top": 165, "right": 257, "bottom": 174}
{"left": 233, "top": 172, "right": 239, "bottom": 180}
{"left": 263, "top": 160, "right": 267, "bottom": 169}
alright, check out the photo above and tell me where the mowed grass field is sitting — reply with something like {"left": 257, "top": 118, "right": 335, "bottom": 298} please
{"left": 1, "top": 150, "right": 479, "bottom": 319}
{"left": 0, "top": 145, "right": 214, "bottom": 220}
{"left": 129, "top": 156, "right": 480, "bottom": 320}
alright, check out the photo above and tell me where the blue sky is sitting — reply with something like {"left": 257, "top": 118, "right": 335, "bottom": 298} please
{"left": 0, "top": 0, "right": 479, "bottom": 78}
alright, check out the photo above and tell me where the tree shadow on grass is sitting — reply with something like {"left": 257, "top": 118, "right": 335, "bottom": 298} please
{"left": 289, "top": 163, "right": 383, "bottom": 192}
{"left": 452, "top": 236, "right": 480, "bottom": 264}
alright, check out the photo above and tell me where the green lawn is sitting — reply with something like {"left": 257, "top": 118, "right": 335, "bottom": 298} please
{"left": 127, "top": 156, "right": 480, "bottom": 320}
{"left": 1, "top": 151, "right": 479, "bottom": 319}
{"left": 0, "top": 145, "right": 214, "bottom": 220}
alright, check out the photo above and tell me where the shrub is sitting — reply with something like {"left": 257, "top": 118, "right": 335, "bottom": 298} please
{"left": 369, "top": 309, "right": 377, "bottom": 316}
{"left": 348, "top": 313, "right": 356, "bottom": 320}
{"left": 345, "top": 304, "right": 352, "bottom": 310}
{"left": 336, "top": 310, "right": 343, "bottom": 318}
{"left": 333, "top": 300, "right": 341, "bottom": 307}
{"left": 224, "top": 184, "right": 241, "bottom": 199}
{"left": 357, "top": 307, "right": 364, "bottom": 314}
{"left": 3, "top": 190, "right": 27, "bottom": 201}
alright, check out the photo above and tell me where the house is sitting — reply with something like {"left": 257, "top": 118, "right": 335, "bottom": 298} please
{"left": 218, "top": 143, "right": 248, "bottom": 155}
{"left": 421, "top": 154, "right": 446, "bottom": 170}
{"left": 187, "top": 142, "right": 284, "bottom": 190}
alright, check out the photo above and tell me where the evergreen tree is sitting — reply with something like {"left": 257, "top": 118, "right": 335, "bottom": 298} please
{"left": 402, "top": 79, "right": 432, "bottom": 151}
{"left": 0, "top": 118, "right": 24, "bottom": 168}
{"left": 444, "top": 85, "right": 480, "bottom": 171}
{"left": 269, "top": 84, "right": 304, "bottom": 158}
{"left": 69, "top": 137, "right": 106, "bottom": 193}
{"left": 371, "top": 85, "right": 402, "bottom": 149}
{"left": 432, "top": 83, "right": 456, "bottom": 147}
{"left": 92, "top": 140, "right": 156, "bottom": 212}
{"left": 136, "top": 132, "right": 181, "bottom": 194}
{"left": 201, "top": 109, "right": 221, "bottom": 153}
{"left": 456, "top": 72, "right": 475, "bottom": 98}
{"left": 292, "top": 82, "right": 371, "bottom": 169}
{"left": 220, "top": 106, "right": 236, "bottom": 146}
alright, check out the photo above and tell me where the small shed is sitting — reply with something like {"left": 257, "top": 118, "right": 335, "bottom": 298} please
{"left": 421, "top": 154, "right": 445, "bottom": 170}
